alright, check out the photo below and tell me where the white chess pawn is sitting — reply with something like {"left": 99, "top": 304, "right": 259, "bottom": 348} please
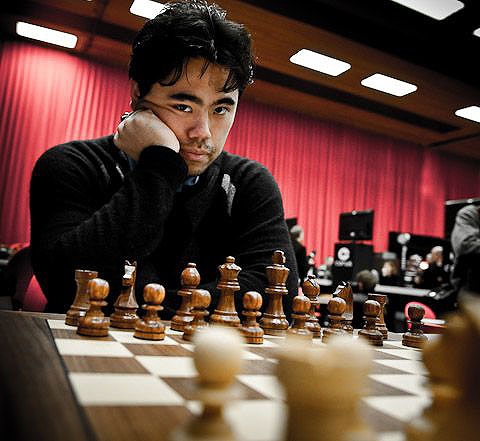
{"left": 168, "top": 326, "right": 243, "bottom": 441}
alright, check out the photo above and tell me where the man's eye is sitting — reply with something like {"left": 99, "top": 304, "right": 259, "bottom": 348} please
{"left": 174, "top": 104, "right": 192, "bottom": 112}
{"left": 214, "top": 106, "right": 229, "bottom": 115}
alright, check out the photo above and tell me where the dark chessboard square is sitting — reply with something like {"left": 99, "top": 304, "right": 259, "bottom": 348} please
{"left": 161, "top": 377, "right": 267, "bottom": 401}
{"left": 370, "top": 361, "right": 412, "bottom": 375}
{"left": 366, "top": 377, "right": 415, "bottom": 397}
{"left": 241, "top": 359, "right": 276, "bottom": 375}
{"left": 124, "top": 343, "right": 193, "bottom": 357}
{"left": 360, "top": 402, "right": 406, "bottom": 433}
{"left": 51, "top": 328, "right": 115, "bottom": 341}
{"left": 85, "top": 405, "right": 192, "bottom": 441}
{"left": 62, "top": 355, "right": 149, "bottom": 374}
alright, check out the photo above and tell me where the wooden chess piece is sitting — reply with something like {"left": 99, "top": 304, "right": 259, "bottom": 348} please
{"left": 302, "top": 275, "right": 322, "bottom": 338}
{"left": 171, "top": 263, "right": 200, "bottom": 332}
{"left": 259, "top": 250, "right": 290, "bottom": 336}
{"left": 358, "top": 300, "right": 384, "bottom": 346}
{"left": 402, "top": 304, "right": 428, "bottom": 348}
{"left": 110, "top": 261, "right": 139, "bottom": 329}
{"left": 240, "top": 291, "right": 264, "bottom": 344}
{"left": 368, "top": 293, "right": 388, "bottom": 339}
{"left": 167, "top": 327, "right": 242, "bottom": 441}
{"left": 77, "top": 278, "right": 110, "bottom": 337}
{"left": 322, "top": 297, "right": 347, "bottom": 343}
{"left": 277, "top": 335, "right": 376, "bottom": 441}
{"left": 183, "top": 289, "right": 211, "bottom": 342}
{"left": 134, "top": 283, "right": 166, "bottom": 341}
{"left": 406, "top": 296, "right": 480, "bottom": 441}
{"left": 288, "top": 295, "right": 312, "bottom": 339}
{"left": 209, "top": 256, "right": 241, "bottom": 327}
{"left": 333, "top": 281, "right": 354, "bottom": 334}
{"left": 65, "top": 269, "right": 98, "bottom": 326}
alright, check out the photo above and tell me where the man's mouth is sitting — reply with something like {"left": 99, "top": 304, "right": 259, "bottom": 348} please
{"left": 181, "top": 150, "right": 208, "bottom": 162}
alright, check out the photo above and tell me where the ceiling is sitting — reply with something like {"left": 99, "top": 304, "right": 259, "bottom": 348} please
{"left": 2, "top": 0, "right": 480, "bottom": 161}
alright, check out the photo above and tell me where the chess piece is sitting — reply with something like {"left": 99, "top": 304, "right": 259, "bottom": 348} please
{"left": 368, "top": 293, "right": 388, "bottom": 339}
{"left": 302, "top": 275, "right": 322, "bottom": 338}
{"left": 277, "top": 335, "right": 375, "bottom": 441}
{"left": 183, "top": 289, "right": 211, "bottom": 342}
{"left": 406, "top": 296, "right": 480, "bottom": 441}
{"left": 358, "top": 300, "right": 384, "bottom": 346}
{"left": 209, "top": 256, "right": 241, "bottom": 327}
{"left": 110, "top": 261, "right": 139, "bottom": 329}
{"left": 333, "top": 281, "right": 353, "bottom": 334}
{"left": 287, "top": 295, "right": 312, "bottom": 339}
{"left": 240, "top": 291, "right": 264, "bottom": 344}
{"left": 77, "top": 278, "right": 110, "bottom": 337}
{"left": 402, "top": 304, "right": 428, "bottom": 348}
{"left": 134, "top": 283, "right": 166, "bottom": 340}
{"left": 260, "top": 250, "right": 290, "bottom": 336}
{"left": 65, "top": 269, "right": 98, "bottom": 326}
{"left": 322, "top": 297, "right": 347, "bottom": 343}
{"left": 168, "top": 327, "right": 242, "bottom": 441}
{"left": 171, "top": 263, "right": 200, "bottom": 332}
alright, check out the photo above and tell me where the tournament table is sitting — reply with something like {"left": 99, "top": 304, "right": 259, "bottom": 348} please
{"left": 0, "top": 310, "right": 433, "bottom": 441}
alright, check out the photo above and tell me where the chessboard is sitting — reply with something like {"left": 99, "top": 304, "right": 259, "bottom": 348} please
{"left": 42, "top": 318, "right": 433, "bottom": 441}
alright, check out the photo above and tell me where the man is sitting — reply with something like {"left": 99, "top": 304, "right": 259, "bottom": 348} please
{"left": 29, "top": 0, "right": 298, "bottom": 317}
{"left": 289, "top": 225, "right": 307, "bottom": 282}
{"left": 451, "top": 204, "right": 480, "bottom": 295}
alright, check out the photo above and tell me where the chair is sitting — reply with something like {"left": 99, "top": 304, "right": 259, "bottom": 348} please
{"left": 3, "top": 245, "right": 47, "bottom": 311}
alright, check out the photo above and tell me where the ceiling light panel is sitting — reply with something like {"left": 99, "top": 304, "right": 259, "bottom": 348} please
{"left": 16, "top": 22, "right": 77, "bottom": 48}
{"left": 361, "top": 73, "right": 418, "bottom": 97}
{"left": 389, "top": 0, "right": 464, "bottom": 20}
{"left": 455, "top": 106, "right": 480, "bottom": 123}
{"left": 130, "top": 0, "right": 166, "bottom": 19}
{"left": 290, "top": 49, "right": 351, "bottom": 76}
{"left": 474, "top": 28, "right": 480, "bottom": 37}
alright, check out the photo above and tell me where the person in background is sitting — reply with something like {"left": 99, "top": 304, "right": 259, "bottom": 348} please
{"left": 418, "top": 246, "right": 450, "bottom": 290}
{"left": 289, "top": 225, "right": 308, "bottom": 283}
{"left": 379, "top": 259, "right": 401, "bottom": 286}
{"left": 451, "top": 204, "right": 480, "bottom": 296}
{"left": 352, "top": 269, "right": 378, "bottom": 328}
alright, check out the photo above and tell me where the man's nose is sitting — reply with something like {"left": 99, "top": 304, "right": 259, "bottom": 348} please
{"left": 187, "top": 113, "right": 211, "bottom": 141}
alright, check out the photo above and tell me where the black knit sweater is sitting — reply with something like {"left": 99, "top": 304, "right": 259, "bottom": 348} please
{"left": 30, "top": 135, "right": 298, "bottom": 318}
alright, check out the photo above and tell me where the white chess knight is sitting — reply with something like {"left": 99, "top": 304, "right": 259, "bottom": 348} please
{"left": 276, "top": 335, "right": 376, "bottom": 441}
{"left": 167, "top": 326, "right": 243, "bottom": 441}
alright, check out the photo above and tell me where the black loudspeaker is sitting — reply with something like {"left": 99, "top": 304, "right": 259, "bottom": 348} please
{"left": 332, "top": 243, "right": 374, "bottom": 287}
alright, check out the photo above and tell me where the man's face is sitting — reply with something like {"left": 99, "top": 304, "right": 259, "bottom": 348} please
{"left": 134, "top": 58, "right": 239, "bottom": 176}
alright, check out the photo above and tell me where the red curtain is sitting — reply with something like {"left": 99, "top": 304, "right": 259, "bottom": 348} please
{"left": 1, "top": 41, "right": 479, "bottom": 263}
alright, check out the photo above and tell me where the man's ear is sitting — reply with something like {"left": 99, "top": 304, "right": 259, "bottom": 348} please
{"left": 130, "top": 81, "right": 141, "bottom": 110}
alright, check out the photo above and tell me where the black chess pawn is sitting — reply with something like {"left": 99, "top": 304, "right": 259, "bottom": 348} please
{"left": 77, "top": 278, "right": 110, "bottom": 337}
{"left": 287, "top": 295, "right": 312, "bottom": 340}
{"left": 358, "top": 300, "right": 384, "bottom": 346}
{"left": 402, "top": 304, "right": 428, "bottom": 348}
{"left": 171, "top": 263, "right": 200, "bottom": 332}
{"left": 134, "top": 283, "right": 166, "bottom": 341}
{"left": 183, "top": 289, "right": 211, "bottom": 342}
{"left": 322, "top": 297, "right": 347, "bottom": 343}
{"left": 241, "top": 291, "right": 264, "bottom": 344}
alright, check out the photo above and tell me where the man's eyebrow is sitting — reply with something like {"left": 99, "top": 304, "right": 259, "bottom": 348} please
{"left": 169, "top": 93, "right": 236, "bottom": 107}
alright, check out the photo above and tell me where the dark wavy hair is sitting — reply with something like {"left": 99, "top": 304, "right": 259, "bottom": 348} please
{"left": 129, "top": 0, "right": 254, "bottom": 98}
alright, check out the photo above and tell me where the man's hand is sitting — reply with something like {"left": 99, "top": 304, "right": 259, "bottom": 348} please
{"left": 113, "top": 109, "right": 180, "bottom": 160}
